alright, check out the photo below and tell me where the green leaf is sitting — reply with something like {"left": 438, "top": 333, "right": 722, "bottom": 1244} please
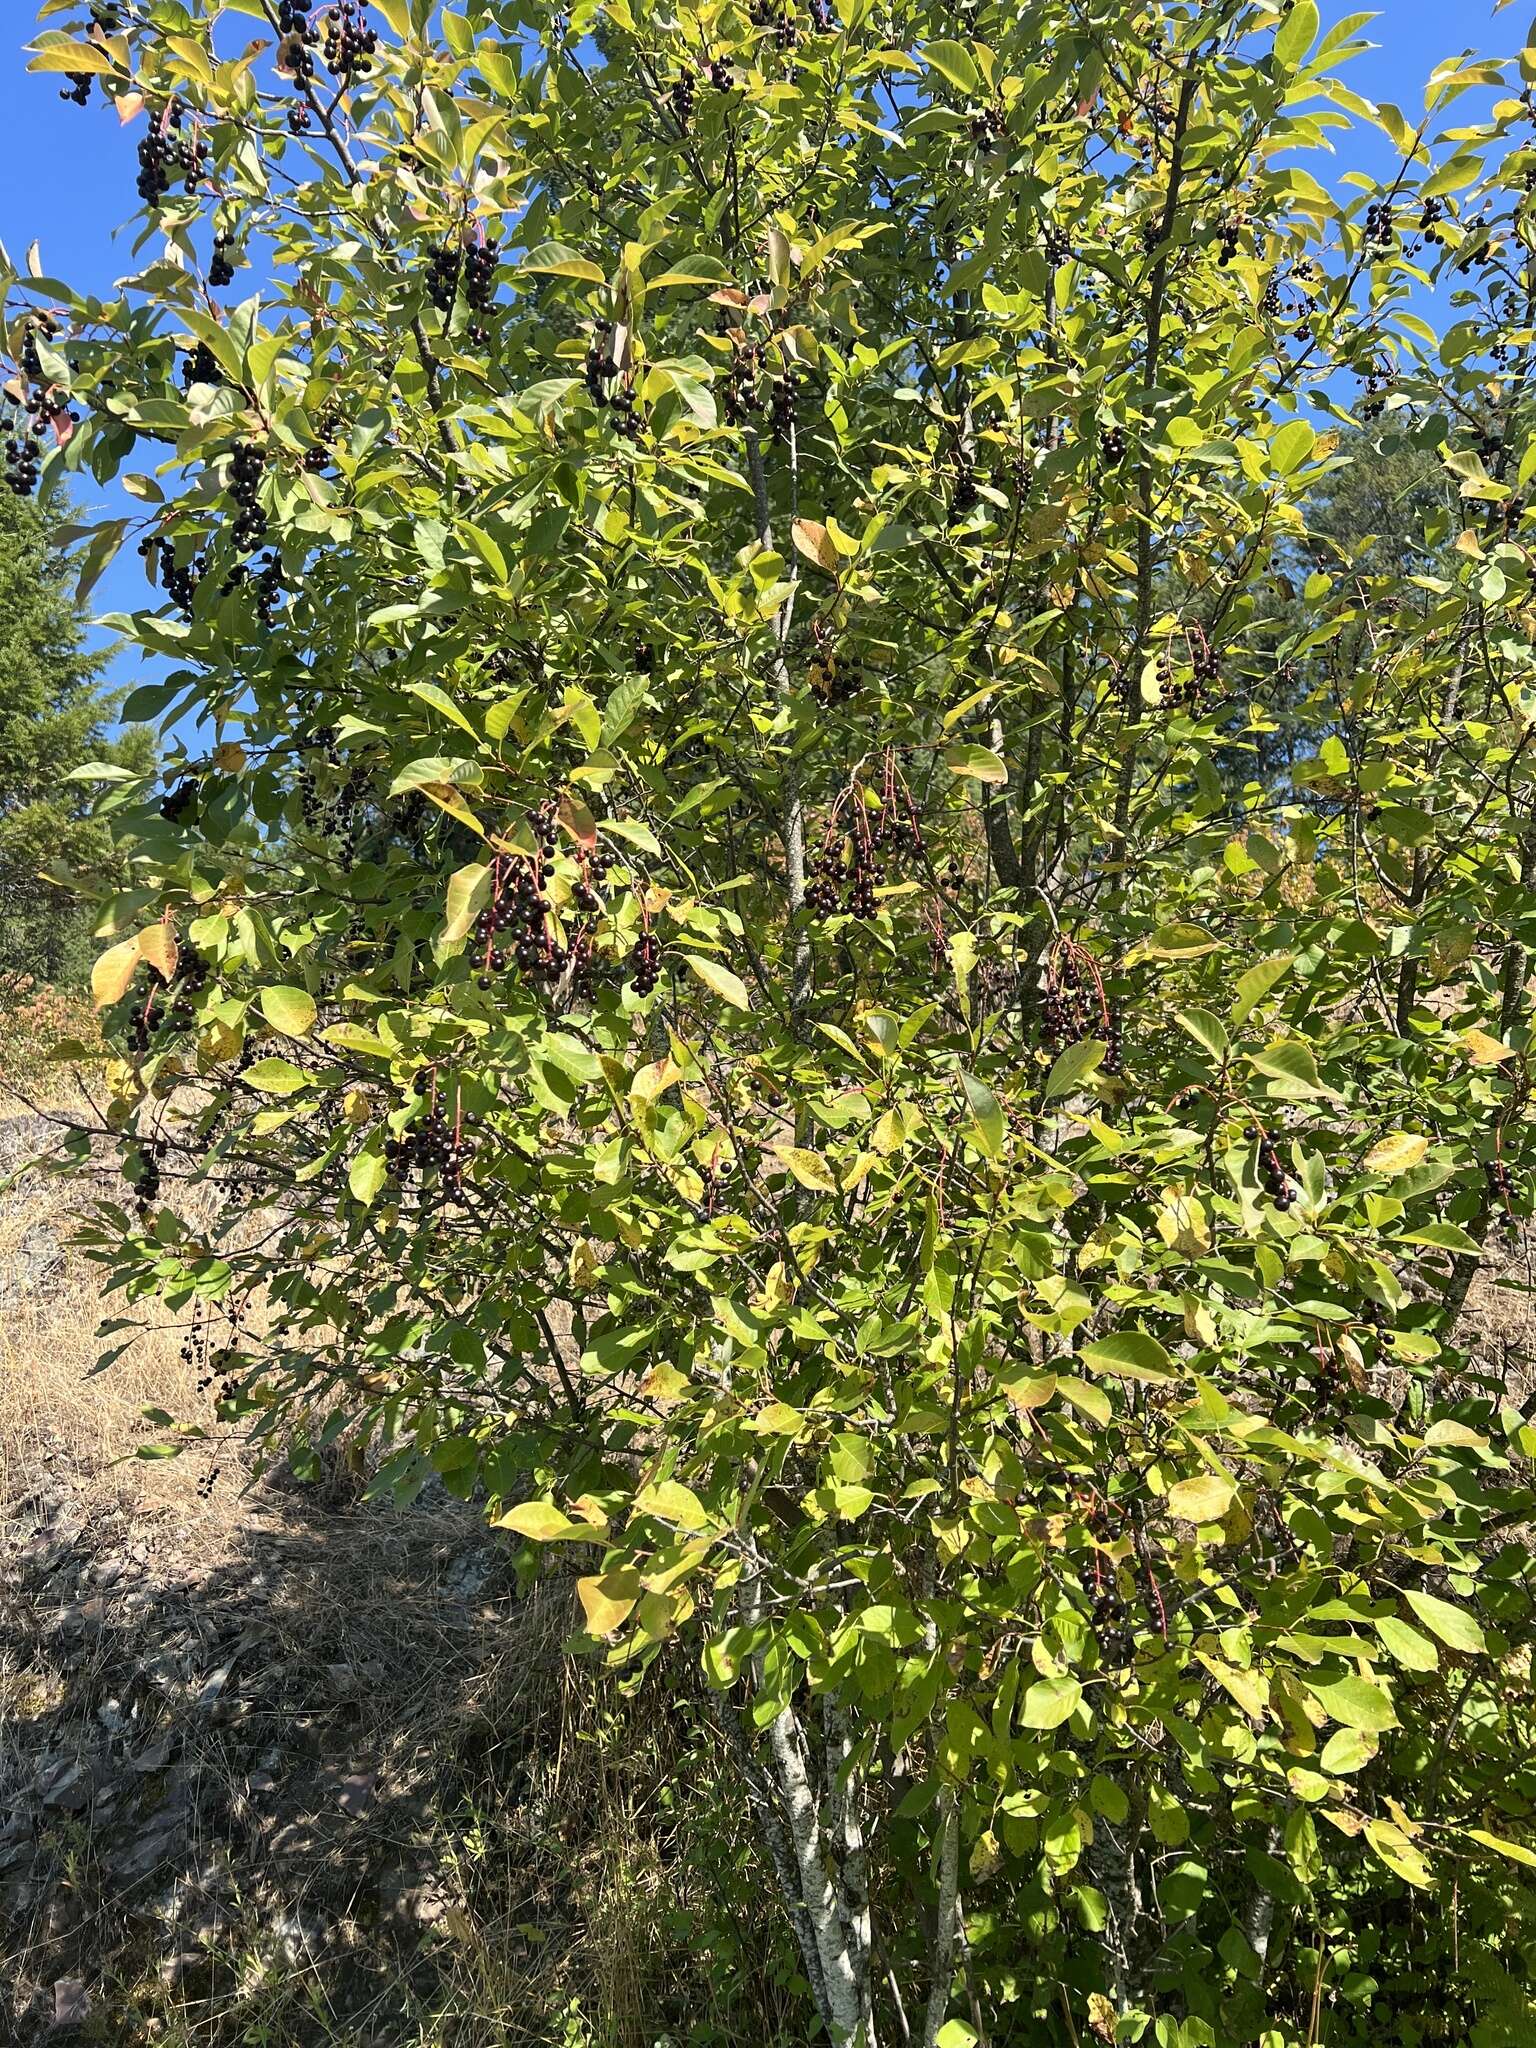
{"left": 1229, "top": 953, "right": 1294, "bottom": 1024}
{"left": 243, "top": 1057, "right": 311, "bottom": 1096}
{"left": 961, "top": 1070, "right": 1005, "bottom": 1158}
{"left": 683, "top": 954, "right": 752, "bottom": 1009}
{"left": 1270, "top": 419, "right": 1316, "bottom": 476}
{"left": 405, "top": 679, "right": 481, "bottom": 740}
{"left": 348, "top": 1142, "right": 387, "bottom": 1207}
{"left": 1466, "top": 1827, "right": 1536, "bottom": 1871}
{"left": 1248, "top": 1039, "right": 1325, "bottom": 1097}
{"left": 1305, "top": 1673, "right": 1397, "bottom": 1733}
{"left": 1021, "top": 1674, "right": 1082, "bottom": 1730}
{"left": 1375, "top": 1615, "right": 1439, "bottom": 1672}
{"left": 1044, "top": 1038, "right": 1106, "bottom": 1101}
{"left": 771, "top": 1144, "right": 839, "bottom": 1194}
{"left": 1079, "top": 1331, "right": 1173, "bottom": 1381}
{"left": 1274, "top": 0, "right": 1319, "bottom": 71}
{"left": 1404, "top": 1590, "right": 1486, "bottom": 1655}
{"left": 259, "top": 986, "right": 317, "bottom": 1039}
{"left": 944, "top": 743, "right": 1008, "bottom": 786}
{"left": 1175, "top": 1008, "right": 1230, "bottom": 1062}
{"left": 519, "top": 240, "right": 607, "bottom": 283}
{"left": 922, "top": 38, "right": 980, "bottom": 94}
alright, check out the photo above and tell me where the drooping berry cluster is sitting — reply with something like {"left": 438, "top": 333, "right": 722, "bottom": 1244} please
{"left": 125, "top": 1139, "right": 166, "bottom": 1216}
{"left": 1485, "top": 1156, "right": 1518, "bottom": 1211}
{"left": 707, "top": 56, "right": 733, "bottom": 90}
{"left": 968, "top": 104, "right": 1003, "bottom": 153}
{"left": 384, "top": 1091, "right": 465, "bottom": 1198}
{"left": 304, "top": 401, "right": 346, "bottom": 470}
{"left": 277, "top": 0, "right": 318, "bottom": 82}
{"left": 1101, "top": 424, "right": 1126, "bottom": 464}
{"left": 1247, "top": 1123, "right": 1294, "bottom": 1209}
{"left": 425, "top": 241, "right": 461, "bottom": 315}
{"left": 3, "top": 416, "right": 40, "bottom": 497}
{"left": 1042, "top": 221, "right": 1072, "bottom": 265}
{"left": 584, "top": 318, "right": 639, "bottom": 437}
{"left": 321, "top": 0, "right": 377, "bottom": 81}
{"left": 183, "top": 342, "right": 221, "bottom": 390}
{"left": 137, "top": 103, "right": 206, "bottom": 207}
{"left": 209, "top": 229, "right": 238, "bottom": 288}
{"left": 142, "top": 535, "right": 207, "bottom": 618}
{"left": 669, "top": 69, "right": 697, "bottom": 128}
{"left": 159, "top": 777, "right": 199, "bottom": 825}
{"left": 1214, "top": 212, "right": 1243, "bottom": 265}
{"left": 59, "top": 71, "right": 93, "bottom": 106}
{"left": 227, "top": 439, "right": 266, "bottom": 551}
{"left": 1041, "top": 938, "right": 1115, "bottom": 1061}
{"left": 1418, "top": 195, "right": 1443, "bottom": 246}
{"left": 806, "top": 750, "right": 926, "bottom": 921}
{"left": 1363, "top": 199, "right": 1395, "bottom": 255}
{"left": 463, "top": 239, "right": 499, "bottom": 344}
{"left": 629, "top": 929, "right": 661, "bottom": 995}
{"left": 950, "top": 457, "right": 978, "bottom": 521}
{"left": 807, "top": 628, "right": 864, "bottom": 707}
{"left": 222, "top": 549, "right": 285, "bottom": 625}
{"left": 1312, "top": 1345, "right": 1352, "bottom": 1413}
{"left": 298, "top": 727, "right": 368, "bottom": 853}
{"left": 1157, "top": 626, "right": 1220, "bottom": 711}
{"left": 769, "top": 370, "right": 797, "bottom": 443}
{"left": 749, "top": 0, "right": 798, "bottom": 49}
{"left": 1357, "top": 361, "right": 1391, "bottom": 422}
{"left": 722, "top": 336, "right": 764, "bottom": 427}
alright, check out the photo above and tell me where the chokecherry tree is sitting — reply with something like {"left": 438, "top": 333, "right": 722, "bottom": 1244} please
{"left": 14, "top": 0, "right": 1536, "bottom": 2039}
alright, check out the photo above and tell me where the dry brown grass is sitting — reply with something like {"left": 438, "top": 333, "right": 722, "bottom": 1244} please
{"left": 0, "top": 1111, "right": 793, "bottom": 2048}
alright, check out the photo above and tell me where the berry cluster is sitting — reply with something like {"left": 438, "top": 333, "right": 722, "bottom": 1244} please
{"left": 159, "top": 777, "right": 199, "bottom": 826}
{"left": 1312, "top": 1346, "right": 1352, "bottom": 1413}
{"left": 126, "top": 1139, "right": 166, "bottom": 1216}
{"left": 298, "top": 727, "right": 368, "bottom": 852}
{"left": 584, "top": 319, "right": 639, "bottom": 438}
{"left": 669, "top": 69, "right": 697, "bottom": 128}
{"left": 142, "top": 534, "right": 206, "bottom": 618}
{"left": 629, "top": 929, "right": 661, "bottom": 995}
{"left": 1247, "top": 1123, "right": 1294, "bottom": 1209}
{"left": 59, "top": 71, "right": 93, "bottom": 106}
{"left": 968, "top": 104, "right": 1003, "bottom": 153}
{"left": 425, "top": 242, "right": 461, "bottom": 314}
{"left": 288, "top": 102, "right": 313, "bottom": 134}
{"left": 1159, "top": 628, "right": 1220, "bottom": 712}
{"left": 1101, "top": 424, "right": 1126, "bottom": 464}
{"left": 183, "top": 342, "right": 222, "bottom": 390}
{"left": 228, "top": 439, "right": 266, "bottom": 551}
{"left": 1215, "top": 212, "right": 1243, "bottom": 264}
{"left": 304, "top": 401, "right": 346, "bottom": 470}
{"left": 708, "top": 56, "right": 732, "bottom": 90}
{"left": 950, "top": 457, "right": 978, "bottom": 521}
{"left": 1042, "top": 221, "right": 1072, "bottom": 266}
{"left": 748, "top": 0, "right": 798, "bottom": 47}
{"left": 90, "top": 0, "right": 121, "bottom": 26}
{"left": 210, "top": 229, "right": 238, "bottom": 288}
{"left": 722, "top": 337, "right": 765, "bottom": 427}
{"left": 463, "top": 238, "right": 499, "bottom": 344}
{"left": 807, "top": 631, "right": 864, "bottom": 707}
{"left": 277, "top": 0, "right": 318, "bottom": 81}
{"left": 4, "top": 417, "right": 39, "bottom": 498}
{"left": 1363, "top": 199, "right": 1395, "bottom": 254}
{"left": 806, "top": 751, "right": 925, "bottom": 921}
{"left": 137, "top": 103, "right": 206, "bottom": 208}
{"left": 1485, "top": 1156, "right": 1517, "bottom": 1209}
{"left": 769, "top": 371, "right": 796, "bottom": 443}
{"left": 385, "top": 1094, "right": 465, "bottom": 1198}
{"left": 1357, "top": 363, "right": 1390, "bottom": 421}
{"left": 321, "top": 0, "right": 377, "bottom": 81}
{"left": 1418, "top": 195, "right": 1443, "bottom": 246}
{"left": 1041, "top": 939, "right": 1117, "bottom": 1067}
{"left": 223, "top": 549, "right": 285, "bottom": 626}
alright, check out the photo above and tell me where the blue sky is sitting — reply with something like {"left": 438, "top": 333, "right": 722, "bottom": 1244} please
{"left": 0, "top": 1, "right": 1511, "bottom": 713}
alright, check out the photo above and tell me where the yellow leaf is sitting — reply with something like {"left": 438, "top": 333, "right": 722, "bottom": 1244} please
{"left": 638, "top": 1360, "right": 690, "bottom": 1405}
{"left": 771, "top": 1143, "right": 839, "bottom": 1194}
{"left": 442, "top": 862, "right": 490, "bottom": 943}
{"left": 214, "top": 741, "right": 247, "bottom": 772}
{"left": 577, "top": 1570, "right": 642, "bottom": 1638}
{"left": 1462, "top": 1027, "right": 1514, "bottom": 1066}
{"left": 1363, "top": 1131, "right": 1429, "bottom": 1174}
{"left": 91, "top": 934, "right": 142, "bottom": 1007}
{"left": 1166, "top": 1473, "right": 1235, "bottom": 1523}
{"left": 495, "top": 1500, "right": 587, "bottom": 1541}
{"left": 634, "top": 1478, "right": 712, "bottom": 1531}
{"left": 138, "top": 924, "right": 180, "bottom": 983}
{"left": 791, "top": 517, "right": 840, "bottom": 575}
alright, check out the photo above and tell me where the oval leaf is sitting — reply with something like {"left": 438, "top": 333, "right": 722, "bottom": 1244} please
{"left": 683, "top": 954, "right": 752, "bottom": 1010}
{"left": 260, "top": 986, "right": 317, "bottom": 1039}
